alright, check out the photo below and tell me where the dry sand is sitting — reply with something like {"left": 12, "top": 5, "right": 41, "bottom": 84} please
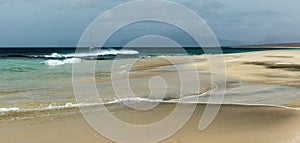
{"left": 192, "top": 50, "right": 300, "bottom": 87}
{"left": 1, "top": 104, "right": 300, "bottom": 143}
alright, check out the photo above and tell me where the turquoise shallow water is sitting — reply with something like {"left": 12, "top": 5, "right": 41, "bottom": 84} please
{"left": 0, "top": 58, "right": 113, "bottom": 108}
{"left": 0, "top": 58, "right": 72, "bottom": 105}
{"left": 0, "top": 48, "right": 135, "bottom": 108}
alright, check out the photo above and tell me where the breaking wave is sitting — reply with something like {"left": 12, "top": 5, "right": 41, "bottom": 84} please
{"left": 44, "top": 58, "right": 81, "bottom": 66}
{"left": 1, "top": 49, "right": 139, "bottom": 60}
{"left": 44, "top": 49, "right": 139, "bottom": 59}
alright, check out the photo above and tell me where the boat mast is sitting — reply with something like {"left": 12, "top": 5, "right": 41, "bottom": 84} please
{"left": 89, "top": 31, "right": 94, "bottom": 50}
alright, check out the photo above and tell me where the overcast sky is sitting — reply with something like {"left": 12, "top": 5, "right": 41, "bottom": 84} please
{"left": 0, "top": 0, "right": 299, "bottom": 47}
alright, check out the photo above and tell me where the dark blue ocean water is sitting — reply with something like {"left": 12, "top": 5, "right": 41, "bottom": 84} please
{"left": 0, "top": 47, "right": 297, "bottom": 60}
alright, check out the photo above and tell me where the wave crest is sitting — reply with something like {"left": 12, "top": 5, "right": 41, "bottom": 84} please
{"left": 45, "top": 49, "right": 139, "bottom": 59}
{"left": 44, "top": 58, "right": 81, "bottom": 66}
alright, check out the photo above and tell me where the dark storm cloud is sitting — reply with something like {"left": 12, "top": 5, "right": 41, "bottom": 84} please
{"left": 0, "top": 0, "right": 299, "bottom": 46}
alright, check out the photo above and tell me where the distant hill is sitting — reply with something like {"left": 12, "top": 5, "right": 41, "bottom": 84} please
{"left": 231, "top": 43, "right": 300, "bottom": 48}
{"left": 218, "top": 39, "right": 246, "bottom": 46}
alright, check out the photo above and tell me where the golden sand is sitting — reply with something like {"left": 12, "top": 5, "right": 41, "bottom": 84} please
{"left": 1, "top": 104, "right": 300, "bottom": 143}
{"left": 192, "top": 50, "right": 300, "bottom": 87}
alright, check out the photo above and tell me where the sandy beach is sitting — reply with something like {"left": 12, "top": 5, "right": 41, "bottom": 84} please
{"left": 193, "top": 50, "right": 300, "bottom": 87}
{"left": 1, "top": 104, "right": 300, "bottom": 143}
{"left": 1, "top": 50, "right": 300, "bottom": 143}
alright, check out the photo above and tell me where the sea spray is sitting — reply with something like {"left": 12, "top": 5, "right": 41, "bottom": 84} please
{"left": 44, "top": 49, "right": 139, "bottom": 59}
{"left": 44, "top": 58, "right": 81, "bottom": 66}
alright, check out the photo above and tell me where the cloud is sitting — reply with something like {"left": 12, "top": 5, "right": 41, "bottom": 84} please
{"left": 179, "top": 0, "right": 225, "bottom": 20}
{"left": 0, "top": 0, "right": 299, "bottom": 46}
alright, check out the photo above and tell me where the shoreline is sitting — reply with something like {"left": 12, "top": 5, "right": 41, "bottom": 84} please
{"left": 1, "top": 49, "right": 300, "bottom": 142}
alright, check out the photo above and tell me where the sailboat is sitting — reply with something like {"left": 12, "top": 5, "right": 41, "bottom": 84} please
{"left": 89, "top": 31, "right": 95, "bottom": 50}
{"left": 89, "top": 41, "right": 94, "bottom": 50}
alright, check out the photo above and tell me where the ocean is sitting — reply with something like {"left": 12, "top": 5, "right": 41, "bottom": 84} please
{"left": 0, "top": 47, "right": 299, "bottom": 121}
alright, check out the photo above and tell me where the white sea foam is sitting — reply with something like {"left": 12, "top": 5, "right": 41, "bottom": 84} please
{"left": 0, "top": 103, "right": 99, "bottom": 114}
{"left": 0, "top": 99, "right": 161, "bottom": 114}
{"left": 2, "top": 97, "right": 300, "bottom": 117}
{"left": 47, "top": 102, "right": 100, "bottom": 109}
{"left": 0, "top": 107, "right": 21, "bottom": 112}
{"left": 44, "top": 58, "right": 81, "bottom": 66}
{"left": 64, "top": 49, "right": 139, "bottom": 57}
{"left": 62, "top": 58, "right": 81, "bottom": 64}
{"left": 45, "top": 53, "right": 64, "bottom": 58}
{"left": 96, "top": 49, "right": 139, "bottom": 56}
{"left": 44, "top": 49, "right": 139, "bottom": 59}
{"left": 44, "top": 60, "right": 64, "bottom": 66}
